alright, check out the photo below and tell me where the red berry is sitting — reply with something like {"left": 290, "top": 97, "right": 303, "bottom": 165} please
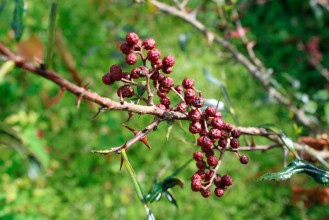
{"left": 199, "top": 129, "right": 208, "bottom": 136}
{"left": 182, "top": 78, "right": 194, "bottom": 89}
{"left": 157, "top": 91, "right": 167, "bottom": 98}
{"left": 160, "top": 96, "right": 171, "bottom": 107}
{"left": 126, "top": 53, "right": 138, "bottom": 65}
{"left": 205, "top": 106, "right": 217, "bottom": 117}
{"left": 175, "top": 85, "right": 183, "bottom": 94}
{"left": 156, "top": 103, "right": 167, "bottom": 110}
{"left": 110, "top": 64, "right": 122, "bottom": 75}
{"left": 209, "top": 128, "right": 222, "bottom": 139}
{"left": 175, "top": 102, "right": 187, "bottom": 113}
{"left": 184, "top": 88, "right": 195, "bottom": 99}
{"left": 102, "top": 73, "right": 114, "bottom": 85}
{"left": 185, "top": 97, "right": 194, "bottom": 105}
{"left": 192, "top": 96, "right": 205, "bottom": 108}
{"left": 147, "top": 48, "right": 161, "bottom": 62}
{"left": 117, "top": 85, "right": 134, "bottom": 98}
{"left": 191, "top": 179, "right": 202, "bottom": 192}
{"left": 152, "top": 59, "right": 163, "bottom": 68}
{"left": 143, "top": 38, "right": 156, "bottom": 50}
{"left": 189, "top": 122, "right": 202, "bottom": 134}
{"left": 240, "top": 155, "right": 249, "bottom": 164}
{"left": 196, "top": 170, "right": 206, "bottom": 179}
{"left": 121, "top": 72, "right": 131, "bottom": 81}
{"left": 191, "top": 173, "right": 201, "bottom": 181}
{"left": 214, "top": 175, "right": 222, "bottom": 187}
{"left": 126, "top": 32, "right": 140, "bottom": 46}
{"left": 120, "top": 42, "right": 133, "bottom": 55}
{"left": 197, "top": 136, "right": 205, "bottom": 147}
{"left": 200, "top": 188, "right": 211, "bottom": 198}
{"left": 211, "top": 117, "right": 226, "bottom": 129}
{"left": 207, "top": 155, "right": 218, "bottom": 166}
{"left": 214, "top": 188, "right": 225, "bottom": 198}
{"left": 230, "top": 138, "right": 240, "bottom": 148}
{"left": 221, "top": 130, "right": 228, "bottom": 138}
{"left": 158, "top": 86, "right": 170, "bottom": 94}
{"left": 193, "top": 151, "right": 204, "bottom": 161}
{"left": 201, "top": 136, "right": 214, "bottom": 149}
{"left": 205, "top": 170, "right": 215, "bottom": 181}
{"left": 232, "top": 129, "right": 241, "bottom": 138}
{"left": 162, "top": 66, "right": 173, "bottom": 74}
{"left": 218, "top": 139, "right": 227, "bottom": 148}
{"left": 188, "top": 109, "right": 202, "bottom": 122}
{"left": 131, "top": 67, "right": 141, "bottom": 79}
{"left": 160, "top": 76, "right": 174, "bottom": 88}
{"left": 162, "top": 55, "right": 175, "bottom": 67}
{"left": 196, "top": 160, "right": 206, "bottom": 170}
{"left": 221, "top": 174, "right": 233, "bottom": 187}
{"left": 226, "top": 124, "right": 234, "bottom": 131}
{"left": 205, "top": 149, "right": 214, "bottom": 157}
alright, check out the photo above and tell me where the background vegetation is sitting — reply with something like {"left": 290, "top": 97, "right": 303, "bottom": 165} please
{"left": 0, "top": 0, "right": 328, "bottom": 219}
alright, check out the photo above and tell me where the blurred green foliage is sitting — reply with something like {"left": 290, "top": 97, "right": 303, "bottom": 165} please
{"left": 0, "top": 0, "right": 328, "bottom": 219}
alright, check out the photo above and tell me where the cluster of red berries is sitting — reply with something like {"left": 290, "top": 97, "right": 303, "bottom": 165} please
{"left": 101, "top": 32, "right": 249, "bottom": 199}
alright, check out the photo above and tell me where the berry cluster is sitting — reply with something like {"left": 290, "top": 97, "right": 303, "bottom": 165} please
{"left": 101, "top": 32, "right": 249, "bottom": 199}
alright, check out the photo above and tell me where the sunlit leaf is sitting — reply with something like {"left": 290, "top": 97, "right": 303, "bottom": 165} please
{"left": 324, "top": 103, "right": 329, "bottom": 125}
{"left": 259, "top": 160, "right": 329, "bottom": 185}
{"left": 11, "top": 0, "right": 25, "bottom": 41}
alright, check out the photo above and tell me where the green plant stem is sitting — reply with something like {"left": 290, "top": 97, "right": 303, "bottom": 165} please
{"left": 121, "top": 149, "right": 154, "bottom": 219}
{"left": 45, "top": 0, "right": 58, "bottom": 68}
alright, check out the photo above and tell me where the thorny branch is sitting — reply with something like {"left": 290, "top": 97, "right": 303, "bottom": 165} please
{"left": 0, "top": 42, "right": 328, "bottom": 166}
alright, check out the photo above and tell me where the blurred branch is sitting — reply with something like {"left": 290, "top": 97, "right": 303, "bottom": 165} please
{"left": 149, "top": 0, "right": 317, "bottom": 129}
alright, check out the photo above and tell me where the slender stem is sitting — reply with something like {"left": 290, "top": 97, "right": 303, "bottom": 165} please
{"left": 45, "top": 0, "right": 58, "bottom": 68}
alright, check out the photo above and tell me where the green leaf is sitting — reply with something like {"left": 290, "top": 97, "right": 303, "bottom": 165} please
{"left": 45, "top": 0, "right": 58, "bottom": 68}
{"left": 165, "top": 191, "right": 178, "bottom": 208}
{"left": 165, "top": 120, "right": 174, "bottom": 141}
{"left": 280, "top": 133, "right": 300, "bottom": 160}
{"left": 144, "top": 176, "right": 183, "bottom": 204}
{"left": 11, "top": 0, "right": 25, "bottom": 41}
{"left": 0, "top": 122, "right": 25, "bottom": 154}
{"left": 0, "top": 0, "right": 8, "bottom": 14}
{"left": 259, "top": 160, "right": 329, "bottom": 185}
{"left": 137, "top": 81, "right": 146, "bottom": 96}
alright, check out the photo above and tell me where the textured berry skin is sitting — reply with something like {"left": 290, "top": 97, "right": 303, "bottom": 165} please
{"left": 175, "top": 85, "right": 183, "bottom": 94}
{"left": 240, "top": 155, "right": 249, "bottom": 164}
{"left": 184, "top": 88, "right": 196, "bottom": 99}
{"left": 205, "top": 149, "right": 214, "bottom": 157}
{"left": 188, "top": 109, "right": 202, "bottom": 122}
{"left": 200, "top": 188, "right": 211, "bottom": 198}
{"left": 110, "top": 64, "right": 122, "bottom": 75}
{"left": 196, "top": 160, "right": 206, "bottom": 170}
{"left": 126, "top": 53, "right": 138, "bottom": 65}
{"left": 232, "top": 129, "right": 241, "bottom": 138}
{"left": 201, "top": 136, "right": 214, "bottom": 149}
{"left": 160, "top": 77, "right": 174, "bottom": 88}
{"left": 205, "top": 106, "right": 217, "bottom": 117}
{"left": 221, "top": 130, "right": 228, "bottom": 138}
{"left": 185, "top": 97, "right": 194, "bottom": 105}
{"left": 112, "top": 71, "right": 123, "bottom": 81}
{"left": 158, "top": 86, "right": 170, "bottom": 94}
{"left": 207, "top": 155, "right": 218, "bottom": 166}
{"left": 214, "top": 175, "right": 222, "bottom": 187}
{"left": 221, "top": 174, "right": 233, "bottom": 187}
{"left": 160, "top": 96, "right": 171, "bottom": 107}
{"left": 162, "top": 66, "right": 173, "bottom": 74}
{"left": 189, "top": 122, "right": 202, "bottom": 134}
{"left": 156, "top": 103, "right": 167, "bottom": 110}
{"left": 195, "top": 170, "right": 206, "bottom": 179}
{"left": 191, "top": 173, "right": 201, "bottom": 181}
{"left": 205, "top": 170, "right": 215, "bottom": 181}
{"left": 211, "top": 117, "right": 226, "bottom": 129}
{"left": 121, "top": 72, "right": 131, "bottom": 81}
{"left": 214, "top": 188, "right": 225, "bottom": 198}
{"left": 120, "top": 42, "right": 133, "bottom": 55}
{"left": 152, "top": 59, "right": 163, "bottom": 68}
{"left": 102, "top": 73, "right": 114, "bottom": 85}
{"left": 182, "top": 78, "right": 194, "bottom": 89}
{"left": 126, "top": 32, "right": 140, "bottom": 46}
{"left": 147, "top": 48, "right": 161, "bottom": 62}
{"left": 131, "top": 67, "right": 141, "bottom": 79}
{"left": 209, "top": 128, "right": 221, "bottom": 139}
{"left": 143, "top": 38, "right": 156, "bottom": 50}
{"left": 162, "top": 55, "right": 175, "bottom": 67}
{"left": 117, "top": 85, "right": 134, "bottom": 98}
{"left": 150, "top": 71, "right": 163, "bottom": 81}
{"left": 218, "top": 138, "right": 227, "bottom": 148}
{"left": 199, "top": 129, "right": 208, "bottom": 136}
{"left": 175, "top": 102, "right": 187, "bottom": 113}
{"left": 193, "top": 96, "right": 205, "bottom": 108}
{"left": 230, "top": 138, "right": 240, "bottom": 148}
{"left": 157, "top": 91, "right": 167, "bottom": 98}
{"left": 191, "top": 179, "right": 202, "bottom": 192}
{"left": 193, "top": 151, "right": 204, "bottom": 161}
{"left": 197, "top": 136, "right": 205, "bottom": 147}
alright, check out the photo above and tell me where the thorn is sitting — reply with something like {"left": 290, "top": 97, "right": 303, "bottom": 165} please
{"left": 126, "top": 111, "right": 134, "bottom": 122}
{"left": 122, "top": 124, "right": 151, "bottom": 150}
{"left": 251, "top": 136, "right": 256, "bottom": 147}
{"left": 77, "top": 95, "right": 83, "bottom": 108}
{"left": 93, "top": 106, "right": 107, "bottom": 119}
